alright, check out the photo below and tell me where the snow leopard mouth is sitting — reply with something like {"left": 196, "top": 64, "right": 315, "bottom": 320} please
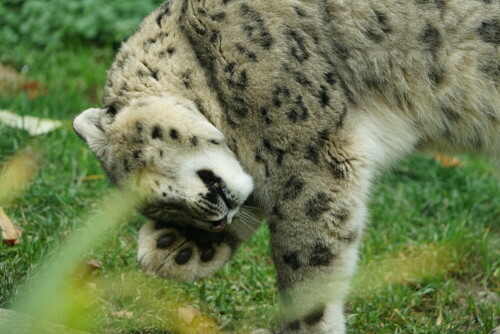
{"left": 141, "top": 203, "right": 231, "bottom": 232}
{"left": 207, "top": 217, "right": 227, "bottom": 232}
{"left": 159, "top": 217, "right": 227, "bottom": 233}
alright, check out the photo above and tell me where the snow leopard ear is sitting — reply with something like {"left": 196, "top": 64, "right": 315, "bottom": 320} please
{"left": 73, "top": 108, "right": 108, "bottom": 158}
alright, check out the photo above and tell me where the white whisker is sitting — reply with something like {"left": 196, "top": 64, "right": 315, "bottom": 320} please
{"left": 242, "top": 204, "right": 260, "bottom": 211}
{"left": 237, "top": 214, "right": 261, "bottom": 232}
{"left": 238, "top": 219, "right": 257, "bottom": 232}
{"left": 239, "top": 210, "right": 261, "bottom": 223}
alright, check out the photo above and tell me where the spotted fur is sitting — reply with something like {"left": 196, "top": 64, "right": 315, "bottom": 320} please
{"left": 74, "top": 0, "right": 499, "bottom": 333}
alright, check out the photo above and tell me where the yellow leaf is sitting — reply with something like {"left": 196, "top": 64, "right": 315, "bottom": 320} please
{"left": 433, "top": 153, "right": 463, "bottom": 168}
{"left": 82, "top": 175, "right": 104, "bottom": 181}
{"left": 177, "top": 307, "right": 202, "bottom": 324}
{"left": 111, "top": 310, "right": 133, "bottom": 319}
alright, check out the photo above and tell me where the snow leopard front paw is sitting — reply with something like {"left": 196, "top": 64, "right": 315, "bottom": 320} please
{"left": 138, "top": 220, "right": 238, "bottom": 282}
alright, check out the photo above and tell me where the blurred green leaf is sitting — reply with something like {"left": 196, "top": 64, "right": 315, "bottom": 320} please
{"left": 0, "top": 0, "right": 164, "bottom": 59}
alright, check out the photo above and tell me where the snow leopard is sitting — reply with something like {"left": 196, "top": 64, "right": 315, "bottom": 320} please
{"left": 73, "top": 0, "right": 500, "bottom": 332}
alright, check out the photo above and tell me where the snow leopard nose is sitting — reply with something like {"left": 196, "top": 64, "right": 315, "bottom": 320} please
{"left": 197, "top": 169, "right": 236, "bottom": 209}
{"left": 197, "top": 169, "right": 222, "bottom": 188}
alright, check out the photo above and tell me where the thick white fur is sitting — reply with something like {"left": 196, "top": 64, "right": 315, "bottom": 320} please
{"left": 74, "top": 96, "right": 254, "bottom": 226}
{"left": 74, "top": 0, "right": 500, "bottom": 332}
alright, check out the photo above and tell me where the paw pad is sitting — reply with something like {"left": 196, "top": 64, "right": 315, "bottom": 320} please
{"left": 139, "top": 221, "right": 234, "bottom": 281}
{"left": 201, "top": 248, "right": 215, "bottom": 262}
{"left": 157, "top": 233, "right": 176, "bottom": 248}
{"left": 175, "top": 248, "right": 193, "bottom": 264}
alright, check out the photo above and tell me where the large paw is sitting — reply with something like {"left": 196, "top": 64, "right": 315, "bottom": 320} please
{"left": 138, "top": 221, "right": 235, "bottom": 282}
{"left": 491, "top": 326, "right": 500, "bottom": 334}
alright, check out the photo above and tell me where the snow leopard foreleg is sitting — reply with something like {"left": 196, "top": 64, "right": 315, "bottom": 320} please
{"left": 263, "top": 157, "right": 372, "bottom": 333}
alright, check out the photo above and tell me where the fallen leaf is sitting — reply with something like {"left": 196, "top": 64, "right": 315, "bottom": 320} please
{"left": 112, "top": 310, "right": 133, "bottom": 319}
{"left": 19, "top": 80, "right": 47, "bottom": 99}
{"left": 0, "top": 110, "right": 63, "bottom": 136}
{"left": 86, "top": 259, "right": 101, "bottom": 270}
{"left": 0, "top": 207, "right": 22, "bottom": 246}
{"left": 177, "top": 307, "right": 202, "bottom": 324}
{"left": 433, "top": 153, "right": 463, "bottom": 168}
{"left": 436, "top": 309, "right": 443, "bottom": 326}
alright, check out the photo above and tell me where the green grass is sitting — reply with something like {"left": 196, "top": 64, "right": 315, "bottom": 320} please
{"left": 0, "top": 46, "right": 498, "bottom": 334}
